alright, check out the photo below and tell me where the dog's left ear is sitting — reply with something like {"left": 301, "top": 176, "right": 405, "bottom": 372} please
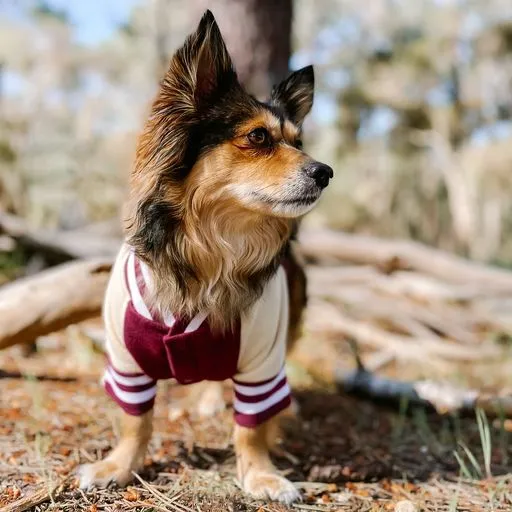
{"left": 271, "top": 66, "right": 314, "bottom": 126}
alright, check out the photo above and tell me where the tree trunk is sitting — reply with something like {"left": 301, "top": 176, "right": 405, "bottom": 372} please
{"left": 192, "top": 0, "right": 292, "bottom": 99}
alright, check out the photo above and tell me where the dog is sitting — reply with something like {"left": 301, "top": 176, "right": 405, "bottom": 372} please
{"left": 79, "top": 10, "right": 333, "bottom": 504}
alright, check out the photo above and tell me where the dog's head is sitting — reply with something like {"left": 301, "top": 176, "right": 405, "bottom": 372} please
{"left": 128, "top": 10, "right": 332, "bottom": 258}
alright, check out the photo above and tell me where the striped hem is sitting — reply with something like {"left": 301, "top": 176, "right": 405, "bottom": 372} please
{"left": 234, "top": 375, "right": 287, "bottom": 404}
{"left": 232, "top": 367, "right": 292, "bottom": 427}
{"left": 234, "top": 395, "right": 291, "bottom": 428}
{"left": 103, "top": 363, "right": 156, "bottom": 416}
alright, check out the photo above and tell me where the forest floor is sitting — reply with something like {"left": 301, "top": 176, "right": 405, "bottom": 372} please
{"left": 1, "top": 319, "right": 512, "bottom": 512}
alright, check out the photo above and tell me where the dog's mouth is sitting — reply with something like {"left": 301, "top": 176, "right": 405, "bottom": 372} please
{"left": 250, "top": 191, "right": 320, "bottom": 207}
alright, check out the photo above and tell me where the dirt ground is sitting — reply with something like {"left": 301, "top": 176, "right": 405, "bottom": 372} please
{"left": 1, "top": 324, "right": 512, "bottom": 512}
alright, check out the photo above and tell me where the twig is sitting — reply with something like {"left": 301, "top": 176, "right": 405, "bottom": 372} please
{"left": 336, "top": 365, "right": 512, "bottom": 418}
{"left": 293, "top": 504, "right": 332, "bottom": 511}
{"left": 1, "top": 477, "right": 68, "bottom": 512}
{"left": 0, "top": 369, "right": 77, "bottom": 382}
{"left": 131, "top": 471, "right": 194, "bottom": 512}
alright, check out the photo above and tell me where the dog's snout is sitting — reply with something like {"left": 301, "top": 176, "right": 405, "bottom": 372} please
{"left": 304, "top": 162, "right": 333, "bottom": 189}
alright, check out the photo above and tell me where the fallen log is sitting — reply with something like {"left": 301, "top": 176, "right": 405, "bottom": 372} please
{"left": 306, "top": 299, "right": 503, "bottom": 362}
{"left": 310, "top": 284, "right": 482, "bottom": 345}
{"left": 0, "top": 258, "right": 112, "bottom": 349}
{"left": 0, "top": 212, "right": 121, "bottom": 262}
{"left": 299, "top": 228, "right": 512, "bottom": 290}
{"left": 0, "top": 224, "right": 510, "bottom": 367}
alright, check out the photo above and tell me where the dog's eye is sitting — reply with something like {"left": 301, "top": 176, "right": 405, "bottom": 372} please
{"left": 248, "top": 128, "right": 270, "bottom": 146}
{"left": 295, "top": 139, "right": 303, "bottom": 150}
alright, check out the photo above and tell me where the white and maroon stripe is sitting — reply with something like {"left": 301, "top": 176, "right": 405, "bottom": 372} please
{"left": 232, "top": 367, "right": 292, "bottom": 427}
{"left": 103, "top": 364, "right": 157, "bottom": 416}
{"left": 126, "top": 251, "right": 207, "bottom": 332}
{"left": 126, "top": 251, "right": 152, "bottom": 320}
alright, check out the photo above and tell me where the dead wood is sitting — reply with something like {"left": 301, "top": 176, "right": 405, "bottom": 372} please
{"left": 306, "top": 300, "right": 502, "bottom": 362}
{"left": 0, "top": 212, "right": 121, "bottom": 263}
{"left": 0, "top": 224, "right": 510, "bottom": 391}
{"left": 330, "top": 339, "right": 512, "bottom": 417}
{"left": 299, "top": 228, "right": 512, "bottom": 290}
{"left": 310, "top": 284, "right": 481, "bottom": 345}
{"left": 0, "top": 258, "right": 112, "bottom": 350}
{"left": 2, "top": 478, "right": 69, "bottom": 512}
{"left": 0, "top": 369, "right": 77, "bottom": 381}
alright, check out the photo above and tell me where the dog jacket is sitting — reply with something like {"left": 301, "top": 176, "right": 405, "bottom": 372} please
{"left": 102, "top": 244, "right": 292, "bottom": 427}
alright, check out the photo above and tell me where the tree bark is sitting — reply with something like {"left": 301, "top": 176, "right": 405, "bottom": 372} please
{"left": 192, "top": 0, "right": 293, "bottom": 99}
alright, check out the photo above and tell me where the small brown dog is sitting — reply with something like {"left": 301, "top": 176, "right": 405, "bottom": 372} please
{"left": 79, "top": 10, "right": 332, "bottom": 504}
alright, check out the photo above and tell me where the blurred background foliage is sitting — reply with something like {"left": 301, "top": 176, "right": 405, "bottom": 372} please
{"left": 2, "top": 0, "right": 512, "bottom": 264}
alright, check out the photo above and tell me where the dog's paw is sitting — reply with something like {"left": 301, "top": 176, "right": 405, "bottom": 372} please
{"left": 242, "top": 471, "right": 301, "bottom": 504}
{"left": 78, "top": 460, "right": 134, "bottom": 489}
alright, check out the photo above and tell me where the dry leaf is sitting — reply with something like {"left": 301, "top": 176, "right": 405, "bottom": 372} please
{"left": 123, "top": 487, "right": 140, "bottom": 501}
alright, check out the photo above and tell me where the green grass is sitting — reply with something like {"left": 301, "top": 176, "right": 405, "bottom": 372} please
{"left": 0, "top": 246, "right": 27, "bottom": 282}
{"left": 453, "top": 408, "right": 493, "bottom": 481}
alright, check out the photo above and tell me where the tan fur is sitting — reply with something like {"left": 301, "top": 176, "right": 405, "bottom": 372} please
{"left": 168, "top": 380, "right": 226, "bottom": 421}
{"left": 226, "top": 113, "right": 307, "bottom": 192}
{"left": 80, "top": 404, "right": 299, "bottom": 501}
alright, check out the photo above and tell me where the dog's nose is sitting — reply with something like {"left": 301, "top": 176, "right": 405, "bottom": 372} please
{"left": 305, "top": 163, "right": 333, "bottom": 189}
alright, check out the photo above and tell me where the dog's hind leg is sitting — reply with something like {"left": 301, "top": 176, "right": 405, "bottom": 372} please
{"left": 79, "top": 409, "right": 153, "bottom": 488}
{"left": 235, "top": 413, "right": 300, "bottom": 504}
{"left": 168, "top": 381, "right": 226, "bottom": 421}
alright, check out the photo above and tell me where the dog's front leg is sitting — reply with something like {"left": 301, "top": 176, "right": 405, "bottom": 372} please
{"left": 79, "top": 409, "right": 153, "bottom": 488}
{"left": 235, "top": 416, "right": 300, "bottom": 504}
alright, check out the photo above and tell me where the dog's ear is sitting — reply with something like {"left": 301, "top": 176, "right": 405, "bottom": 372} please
{"left": 194, "top": 10, "right": 237, "bottom": 107}
{"left": 271, "top": 66, "right": 314, "bottom": 126}
{"left": 165, "top": 10, "right": 237, "bottom": 110}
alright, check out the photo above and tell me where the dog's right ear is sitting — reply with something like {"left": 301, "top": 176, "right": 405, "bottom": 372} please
{"left": 164, "top": 10, "right": 238, "bottom": 111}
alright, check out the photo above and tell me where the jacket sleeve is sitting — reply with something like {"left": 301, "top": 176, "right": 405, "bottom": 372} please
{"left": 102, "top": 244, "right": 156, "bottom": 415}
{"left": 232, "top": 266, "right": 291, "bottom": 427}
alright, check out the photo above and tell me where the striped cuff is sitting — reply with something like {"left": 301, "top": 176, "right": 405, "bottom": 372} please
{"left": 103, "top": 364, "right": 157, "bottom": 416}
{"left": 233, "top": 367, "right": 292, "bottom": 428}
